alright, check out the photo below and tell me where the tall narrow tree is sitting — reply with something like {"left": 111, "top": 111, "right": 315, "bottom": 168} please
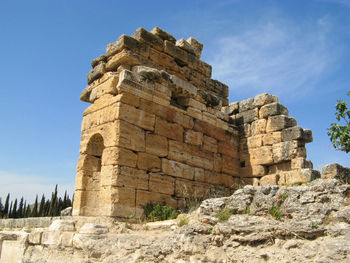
{"left": 4, "top": 193, "right": 10, "bottom": 217}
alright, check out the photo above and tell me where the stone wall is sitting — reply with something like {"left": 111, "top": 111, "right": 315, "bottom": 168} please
{"left": 73, "top": 27, "right": 316, "bottom": 218}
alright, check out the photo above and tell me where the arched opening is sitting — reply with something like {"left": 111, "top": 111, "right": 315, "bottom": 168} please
{"left": 80, "top": 133, "right": 104, "bottom": 216}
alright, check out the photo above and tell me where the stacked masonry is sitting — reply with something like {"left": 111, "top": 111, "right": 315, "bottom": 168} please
{"left": 73, "top": 27, "right": 240, "bottom": 218}
{"left": 73, "top": 27, "right": 317, "bottom": 218}
{"left": 224, "top": 94, "right": 319, "bottom": 186}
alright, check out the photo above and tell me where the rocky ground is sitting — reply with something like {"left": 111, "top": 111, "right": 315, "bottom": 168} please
{"left": 8, "top": 178, "right": 348, "bottom": 263}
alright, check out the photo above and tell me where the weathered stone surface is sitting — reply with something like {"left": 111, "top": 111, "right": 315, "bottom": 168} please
{"left": 272, "top": 141, "right": 305, "bottom": 163}
{"left": 49, "top": 220, "right": 75, "bottom": 232}
{"left": 235, "top": 108, "right": 259, "bottom": 124}
{"left": 322, "top": 163, "right": 350, "bottom": 183}
{"left": 186, "top": 37, "right": 203, "bottom": 58}
{"left": 161, "top": 158, "right": 194, "bottom": 180}
{"left": 239, "top": 98, "right": 254, "bottom": 112}
{"left": 28, "top": 229, "right": 43, "bottom": 245}
{"left": 87, "top": 63, "right": 105, "bottom": 84}
{"left": 282, "top": 126, "right": 313, "bottom": 143}
{"left": 251, "top": 119, "right": 266, "bottom": 135}
{"left": 151, "top": 27, "right": 176, "bottom": 43}
{"left": 259, "top": 102, "right": 289, "bottom": 119}
{"left": 132, "top": 27, "right": 164, "bottom": 52}
{"left": 116, "top": 120, "right": 146, "bottom": 151}
{"left": 249, "top": 146, "right": 273, "bottom": 165}
{"left": 184, "top": 129, "right": 203, "bottom": 146}
{"left": 102, "top": 147, "right": 137, "bottom": 167}
{"left": 146, "top": 133, "right": 168, "bottom": 157}
{"left": 149, "top": 173, "right": 175, "bottom": 195}
{"left": 106, "top": 34, "right": 149, "bottom": 58}
{"left": 137, "top": 152, "right": 161, "bottom": 172}
{"left": 155, "top": 117, "right": 183, "bottom": 142}
{"left": 79, "top": 223, "right": 109, "bottom": 235}
{"left": 266, "top": 115, "right": 297, "bottom": 132}
{"left": 253, "top": 93, "right": 278, "bottom": 107}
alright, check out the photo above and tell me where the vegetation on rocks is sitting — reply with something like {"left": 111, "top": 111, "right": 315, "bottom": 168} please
{"left": 143, "top": 202, "right": 179, "bottom": 222}
{"left": 328, "top": 91, "right": 350, "bottom": 153}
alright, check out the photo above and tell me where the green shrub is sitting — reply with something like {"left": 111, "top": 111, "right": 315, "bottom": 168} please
{"left": 143, "top": 202, "right": 179, "bottom": 222}
{"left": 244, "top": 206, "right": 250, "bottom": 214}
{"left": 216, "top": 208, "right": 235, "bottom": 221}
{"left": 178, "top": 217, "right": 189, "bottom": 227}
{"left": 269, "top": 206, "right": 281, "bottom": 220}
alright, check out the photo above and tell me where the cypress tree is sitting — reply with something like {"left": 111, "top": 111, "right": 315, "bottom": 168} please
{"left": 38, "top": 194, "right": 45, "bottom": 217}
{"left": 26, "top": 204, "right": 31, "bottom": 217}
{"left": 12, "top": 199, "right": 18, "bottom": 218}
{"left": 18, "top": 197, "right": 24, "bottom": 218}
{"left": 0, "top": 198, "right": 3, "bottom": 218}
{"left": 4, "top": 193, "right": 10, "bottom": 217}
{"left": 9, "top": 201, "right": 13, "bottom": 218}
{"left": 32, "top": 195, "right": 38, "bottom": 217}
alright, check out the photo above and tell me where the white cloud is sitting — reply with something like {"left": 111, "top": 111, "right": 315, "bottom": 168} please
{"left": 0, "top": 171, "right": 75, "bottom": 204}
{"left": 209, "top": 19, "right": 334, "bottom": 99}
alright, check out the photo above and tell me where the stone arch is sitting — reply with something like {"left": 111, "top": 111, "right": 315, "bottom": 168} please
{"left": 80, "top": 133, "right": 104, "bottom": 216}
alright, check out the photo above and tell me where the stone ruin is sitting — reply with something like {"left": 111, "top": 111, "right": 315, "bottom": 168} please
{"left": 72, "top": 27, "right": 318, "bottom": 218}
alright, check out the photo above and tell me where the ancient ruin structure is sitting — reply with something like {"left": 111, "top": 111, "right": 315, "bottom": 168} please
{"left": 72, "top": 27, "right": 317, "bottom": 218}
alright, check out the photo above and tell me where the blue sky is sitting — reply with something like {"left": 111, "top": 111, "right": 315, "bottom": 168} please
{"left": 0, "top": 0, "right": 349, "bottom": 202}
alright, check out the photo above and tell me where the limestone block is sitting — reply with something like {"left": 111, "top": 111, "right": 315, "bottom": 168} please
{"left": 168, "top": 140, "right": 190, "bottom": 163}
{"left": 253, "top": 93, "right": 278, "bottom": 107}
{"left": 104, "top": 165, "right": 149, "bottom": 190}
{"left": 146, "top": 133, "right": 168, "bottom": 157}
{"left": 218, "top": 141, "right": 238, "bottom": 158}
{"left": 173, "top": 110, "right": 194, "bottom": 129}
{"left": 202, "top": 135, "right": 218, "bottom": 153}
{"left": 106, "top": 34, "right": 149, "bottom": 58}
{"left": 117, "top": 102, "right": 155, "bottom": 131}
{"left": 91, "top": 54, "right": 107, "bottom": 67}
{"left": 102, "top": 147, "right": 137, "bottom": 167}
{"left": 239, "top": 165, "right": 267, "bottom": 178}
{"left": 272, "top": 141, "right": 305, "bottom": 163}
{"left": 110, "top": 187, "right": 136, "bottom": 211}
{"left": 239, "top": 98, "right": 254, "bottom": 112}
{"left": 202, "top": 111, "right": 217, "bottom": 125}
{"left": 169, "top": 74, "right": 197, "bottom": 97}
{"left": 321, "top": 163, "right": 350, "bottom": 183}
{"left": 41, "top": 231, "right": 61, "bottom": 246}
{"left": 235, "top": 108, "right": 259, "bottom": 124}
{"left": 87, "top": 63, "right": 105, "bottom": 85}
{"left": 116, "top": 120, "right": 145, "bottom": 152}
{"left": 186, "top": 144, "right": 214, "bottom": 170}
{"left": 222, "top": 102, "right": 239, "bottom": 115}
{"left": 137, "top": 152, "right": 161, "bottom": 172}
{"left": 61, "top": 232, "right": 75, "bottom": 247}
{"left": 279, "top": 169, "right": 320, "bottom": 185}
{"left": 213, "top": 153, "right": 223, "bottom": 173}
{"left": 149, "top": 173, "right": 175, "bottom": 195}
{"left": 149, "top": 47, "right": 175, "bottom": 69}
{"left": 247, "top": 135, "right": 264, "bottom": 149}
{"left": 177, "top": 97, "right": 206, "bottom": 111}
{"left": 251, "top": 119, "right": 266, "bottom": 135}
{"left": 175, "top": 179, "right": 210, "bottom": 198}
{"left": 132, "top": 27, "right": 164, "bottom": 52}
{"left": 263, "top": 132, "right": 282, "bottom": 146}
{"left": 176, "top": 38, "right": 196, "bottom": 55}
{"left": 222, "top": 155, "right": 240, "bottom": 176}
{"left": 237, "top": 123, "right": 251, "bottom": 138}
{"left": 79, "top": 223, "right": 109, "bottom": 235}
{"left": 260, "top": 174, "right": 279, "bottom": 186}
{"left": 187, "top": 37, "right": 203, "bottom": 58}
{"left": 194, "top": 119, "right": 227, "bottom": 141}
{"left": 115, "top": 92, "right": 140, "bottom": 108}
{"left": 216, "top": 110, "right": 230, "bottom": 122}
{"left": 268, "top": 162, "right": 291, "bottom": 174}
{"left": 164, "top": 40, "right": 188, "bottom": 65}
{"left": 259, "top": 103, "right": 289, "bottom": 119}
{"left": 161, "top": 158, "right": 194, "bottom": 180}
{"left": 151, "top": 27, "right": 176, "bottom": 43}
{"left": 291, "top": 157, "right": 313, "bottom": 170}
{"left": 249, "top": 146, "right": 273, "bottom": 165}
{"left": 282, "top": 126, "right": 313, "bottom": 143}
{"left": 88, "top": 75, "right": 118, "bottom": 102}
{"left": 186, "top": 107, "right": 202, "bottom": 120}
{"left": 28, "top": 229, "right": 43, "bottom": 245}
{"left": 184, "top": 130, "right": 203, "bottom": 146}
{"left": 155, "top": 117, "right": 183, "bottom": 142}
{"left": 49, "top": 220, "right": 75, "bottom": 232}
{"left": 266, "top": 115, "right": 297, "bottom": 132}
{"left": 136, "top": 190, "right": 177, "bottom": 209}
{"left": 106, "top": 49, "right": 151, "bottom": 71}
